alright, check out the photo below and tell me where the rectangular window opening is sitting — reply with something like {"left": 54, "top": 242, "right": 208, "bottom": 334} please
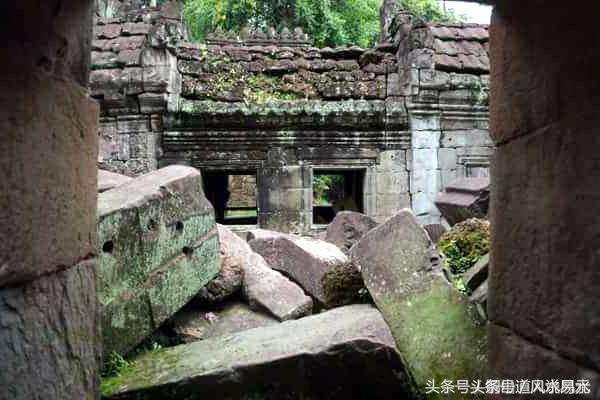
{"left": 203, "top": 171, "right": 258, "bottom": 225}
{"left": 313, "top": 169, "right": 365, "bottom": 225}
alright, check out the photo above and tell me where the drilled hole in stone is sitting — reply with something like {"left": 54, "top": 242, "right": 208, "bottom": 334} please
{"left": 182, "top": 246, "right": 194, "bottom": 257}
{"left": 175, "top": 221, "right": 184, "bottom": 233}
{"left": 103, "top": 241, "right": 114, "bottom": 254}
{"left": 147, "top": 219, "right": 158, "bottom": 231}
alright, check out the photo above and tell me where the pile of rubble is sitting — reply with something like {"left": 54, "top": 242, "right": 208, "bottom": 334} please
{"left": 98, "top": 166, "right": 487, "bottom": 399}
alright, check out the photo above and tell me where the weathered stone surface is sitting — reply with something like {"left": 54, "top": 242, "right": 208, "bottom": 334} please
{"left": 435, "top": 177, "right": 490, "bottom": 225}
{"left": 0, "top": 261, "right": 100, "bottom": 400}
{"left": 350, "top": 210, "right": 487, "bottom": 395}
{"left": 97, "top": 165, "right": 221, "bottom": 355}
{"left": 195, "top": 255, "right": 243, "bottom": 303}
{"left": 102, "top": 305, "right": 411, "bottom": 399}
{"left": 321, "top": 261, "right": 368, "bottom": 309}
{"left": 1, "top": 77, "right": 99, "bottom": 287}
{"left": 488, "top": 4, "right": 600, "bottom": 381}
{"left": 463, "top": 252, "right": 489, "bottom": 293}
{"left": 218, "top": 225, "right": 312, "bottom": 321}
{"left": 488, "top": 324, "right": 600, "bottom": 399}
{"left": 424, "top": 223, "right": 447, "bottom": 244}
{"left": 1, "top": 1, "right": 101, "bottom": 397}
{"left": 324, "top": 211, "right": 378, "bottom": 253}
{"left": 99, "top": 169, "right": 133, "bottom": 192}
{"left": 172, "top": 302, "right": 278, "bottom": 343}
{"left": 249, "top": 233, "right": 348, "bottom": 305}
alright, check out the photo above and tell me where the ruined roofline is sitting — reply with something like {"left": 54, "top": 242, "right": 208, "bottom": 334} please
{"left": 205, "top": 26, "right": 312, "bottom": 48}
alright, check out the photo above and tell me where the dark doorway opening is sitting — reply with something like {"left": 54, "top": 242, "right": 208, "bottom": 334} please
{"left": 203, "top": 171, "right": 258, "bottom": 225}
{"left": 313, "top": 169, "right": 365, "bottom": 225}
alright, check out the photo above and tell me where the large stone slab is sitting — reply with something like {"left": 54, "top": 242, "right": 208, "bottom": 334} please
{"left": 350, "top": 209, "right": 487, "bottom": 396}
{"left": 101, "top": 305, "right": 411, "bottom": 399}
{"left": 249, "top": 232, "right": 348, "bottom": 305}
{"left": 97, "top": 165, "right": 221, "bottom": 355}
{"left": 172, "top": 302, "right": 279, "bottom": 343}
{"left": 434, "top": 177, "right": 490, "bottom": 226}
{"left": 324, "top": 211, "right": 378, "bottom": 253}
{"left": 195, "top": 254, "right": 243, "bottom": 303}
{"left": 98, "top": 169, "right": 133, "bottom": 192}
{"left": 217, "top": 225, "right": 313, "bottom": 321}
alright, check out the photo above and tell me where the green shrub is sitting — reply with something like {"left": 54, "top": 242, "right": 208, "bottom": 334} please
{"left": 438, "top": 218, "right": 490, "bottom": 275}
{"left": 101, "top": 351, "right": 131, "bottom": 378}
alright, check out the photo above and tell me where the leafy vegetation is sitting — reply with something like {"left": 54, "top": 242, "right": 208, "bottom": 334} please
{"left": 184, "top": 0, "right": 460, "bottom": 48}
{"left": 313, "top": 174, "right": 344, "bottom": 205}
{"left": 438, "top": 218, "right": 490, "bottom": 276}
{"left": 398, "top": 0, "right": 459, "bottom": 23}
{"left": 101, "top": 351, "right": 132, "bottom": 378}
{"left": 101, "top": 342, "right": 163, "bottom": 379}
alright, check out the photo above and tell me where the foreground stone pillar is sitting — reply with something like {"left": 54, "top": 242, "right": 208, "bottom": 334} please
{"left": 0, "top": 1, "right": 100, "bottom": 399}
{"left": 488, "top": 0, "right": 600, "bottom": 391}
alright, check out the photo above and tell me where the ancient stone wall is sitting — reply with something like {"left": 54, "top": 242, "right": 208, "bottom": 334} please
{"left": 91, "top": 0, "right": 184, "bottom": 175}
{"left": 398, "top": 20, "right": 492, "bottom": 224}
{"left": 1, "top": 1, "right": 101, "bottom": 398}
{"left": 92, "top": 2, "right": 492, "bottom": 232}
{"left": 488, "top": 1, "right": 600, "bottom": 391}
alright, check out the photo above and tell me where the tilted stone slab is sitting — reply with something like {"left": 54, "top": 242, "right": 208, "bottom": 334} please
{"left": 218, "top": 225, "right": 312, "bottom": 321}
{"left": 324, "top": 211, "right": 378, "bottom": 253}
{"left": 350, "top": 209, "right": 487, "bottom": 396}
{"left": 249, "top": 232, "right": 348, "bottom": 305}
{"left": 101, "top": 305, "right": 411, "bottom": 399}
{"left": 172, "top": 301, "right": 279, "bottom": 343}
{"left": 434, "top": 177, "right": 490, "bottom": 226}
{"left": 97, "top": 165, "right": 221, "bottom": 355}
{"left": 463, "top": 252, "right": 489, "bottom": 293}
{"left": 98, "top": 169, "right": 133, "bottom": 192}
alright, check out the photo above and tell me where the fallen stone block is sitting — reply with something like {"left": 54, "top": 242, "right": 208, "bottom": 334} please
{"left": 469, "top": 280, "right": 488, "bottom": 322}
{"left": 218, "top": 225, "right": 313, "bottom": 321}
{"left": 321, "top": 261, "right": 369, "bottom": 308}
{"left": 350, "top": 209, "right": 487, "bottom": 396}
{"left": 246, "top": 228, "right": 288, "bottom": 242}
{"left": 324, "top": 211, "right": 378, "bottom": 253}
{"left": 195, "top": 254, "right": 243, "bottom": 303}
{"left": 434, "top": 177, "right": 490, "bottom": 225}
{"left": 101, "top": 305, "right": 411, "bottom": 399}
{"left": 98, "top": 169, "right": 133, "bottom": 193}
{"left": 172, "top": 302, "right": 279, "bottom": 343}
{"left": 249, "top": 232, "right": 348, "bottom": 305}
{"left": 97, "top": 165, "right": 221, "bottom": 356}
{"left": 463, "top": 253, "right": 489, "bottom": 293}
{"left": 424, "top": 223, "right": 447, "bottom": 244}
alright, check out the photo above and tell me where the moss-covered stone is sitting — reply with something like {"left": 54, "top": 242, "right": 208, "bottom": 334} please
{"left": 351, "top": 210, "right": 487, "bottom": 399}
{"left": 321, "top": 262, "right": 370, "bottom": 308}
{"left": 97, "top": 166, "right": 221, "bottom": 356}
{"left": 439, "top": 218, "right": 490, "bottom": 277}
{"left": 101, "top": 305, "right": 411, "bottom": 399}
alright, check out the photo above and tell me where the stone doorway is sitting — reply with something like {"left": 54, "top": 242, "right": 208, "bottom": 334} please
{"left": 203, "top": 171, "right": 258, "bottom": 226}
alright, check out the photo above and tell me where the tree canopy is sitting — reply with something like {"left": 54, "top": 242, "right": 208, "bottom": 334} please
{"left": 183, "top": 0, "right": 459, "bottom": 48}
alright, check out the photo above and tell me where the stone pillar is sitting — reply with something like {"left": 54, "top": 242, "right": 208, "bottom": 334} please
{"left": 409, "top": 113, "right": 443, "bottom": 225}
{"left": 373, "top": 150, "right": 410, "bottom": 223}
{"left": 488, "top": 0, "right": 600, "bottom": 391}
{"left": 0, "top": 1, "right": 100, "bottom": 399}
{"left": 257, "top": 148, "right": 311, "bottom": 234}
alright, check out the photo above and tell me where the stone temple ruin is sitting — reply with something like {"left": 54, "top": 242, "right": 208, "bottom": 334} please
{"left": 92, "top": 1, "right": 492, "bottom": 234}
{"left": 3, "top": 0, "right": 600, "bottom": 399}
